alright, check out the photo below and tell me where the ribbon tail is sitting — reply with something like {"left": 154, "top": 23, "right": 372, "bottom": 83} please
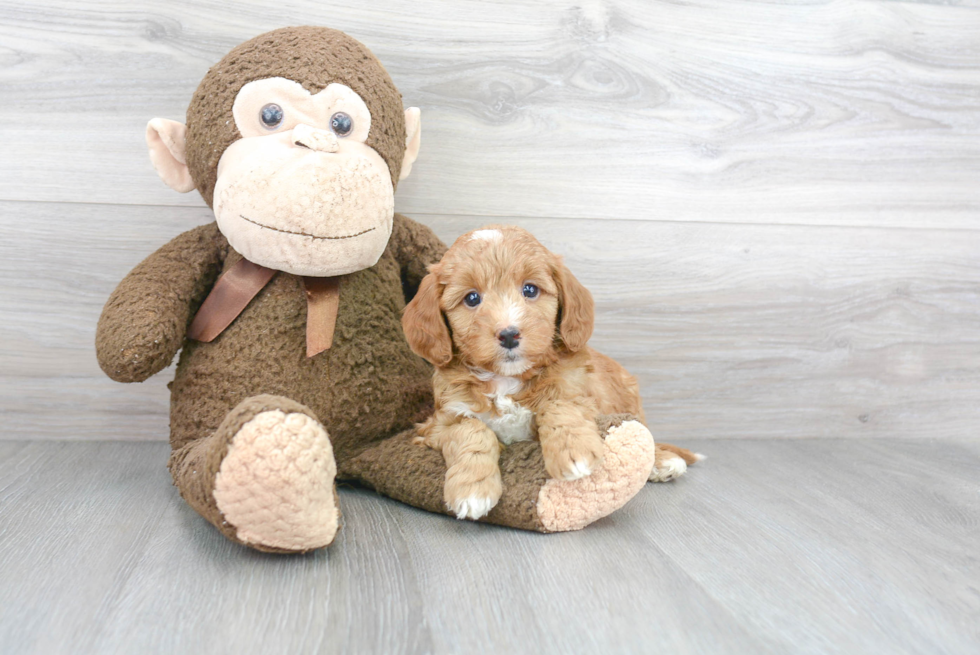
{"left": 303, "top": 276, "right": 342, "bottom": 357}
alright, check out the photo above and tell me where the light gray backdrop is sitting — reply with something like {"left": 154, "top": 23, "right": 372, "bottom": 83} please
{"left": 2, "top": 0, "right": 978, "bottom": 441}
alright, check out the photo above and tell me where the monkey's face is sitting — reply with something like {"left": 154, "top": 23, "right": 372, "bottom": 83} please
{"left": 208, "top": 78, "right": 393, "bottom": 276}
{"left": 146, "top": 26, "right": 422, "bottom": 279}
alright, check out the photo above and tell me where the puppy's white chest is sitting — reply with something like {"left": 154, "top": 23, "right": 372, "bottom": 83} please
{"left": 482, "top": 392, "right": 534, "bottom": 445}
{"left": 452, "top": 374, "right": 535, "bottom": 445}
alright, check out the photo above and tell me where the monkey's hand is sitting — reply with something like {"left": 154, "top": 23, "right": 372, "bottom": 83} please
{"left": 96, "top": 223, "right": 227, "bottom": 383}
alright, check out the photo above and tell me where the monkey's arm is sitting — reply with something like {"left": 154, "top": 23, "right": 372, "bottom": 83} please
{"left": 389, "top": 213, "right": 448, "bottom": 302}
{"left": 96, "top": 222, "right": 228, "bottom": 383}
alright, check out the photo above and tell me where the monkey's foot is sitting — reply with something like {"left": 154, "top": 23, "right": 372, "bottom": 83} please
{"left": 214, "top": 408, "right": 339, "bottom": 552}
{"left": 170, "top": 395, "right": 339, "bottom": 553}
{"left": 534, "top": 418, "right": 656, "bottom": 532}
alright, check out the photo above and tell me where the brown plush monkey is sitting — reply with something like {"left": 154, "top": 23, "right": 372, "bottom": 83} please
{"left": 96, "top": 27, "right": 661, "bottom": 553}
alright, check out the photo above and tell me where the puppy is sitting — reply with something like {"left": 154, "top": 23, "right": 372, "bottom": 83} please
{"left": 402, "top": 225, "right": 699, "bottom": 520}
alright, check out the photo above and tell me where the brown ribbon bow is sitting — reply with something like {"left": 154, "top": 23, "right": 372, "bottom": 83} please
{"left": 187, "top": 258, "right": 341, "bottom": 358}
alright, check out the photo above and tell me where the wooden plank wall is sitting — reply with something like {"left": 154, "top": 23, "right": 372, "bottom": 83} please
{"left": 1, "top": 0, "right": 978, "bottom": 441}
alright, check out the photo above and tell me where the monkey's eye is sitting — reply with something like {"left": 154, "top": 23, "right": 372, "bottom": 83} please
{"left": 260, "top": 103, "right": 284, "bottom": 129}
{"left": 330, "top": 112, "right": 353, "bottom": 137}
{"left": 522, "top": 283, "right": 539, "bottom": 299}
{"left": 463, "top": 291, "right": 482, "bottom": 308}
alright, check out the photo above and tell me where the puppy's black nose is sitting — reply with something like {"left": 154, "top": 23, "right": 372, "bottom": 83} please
{"left": 498, "top": 326, "right": 521, "bottom": 350}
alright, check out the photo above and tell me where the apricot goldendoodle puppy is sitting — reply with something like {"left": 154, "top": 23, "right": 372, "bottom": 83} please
{"left": 402, "top": 225, "right": 700, "bottom": 520}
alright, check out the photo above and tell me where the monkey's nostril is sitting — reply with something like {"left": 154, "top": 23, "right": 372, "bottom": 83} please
{"left": 498, "top": 327, "right": 521, "bottom": 350}
{"left": 292, "top": 124, "right": 339, "bottom": 152}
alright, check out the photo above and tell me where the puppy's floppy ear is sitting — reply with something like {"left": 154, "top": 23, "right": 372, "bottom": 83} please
{"left": 554, "top": 260, "right": 594, "bottom": 352}
{"left": 402, "top": 267, "right": 453, "bottom": 366}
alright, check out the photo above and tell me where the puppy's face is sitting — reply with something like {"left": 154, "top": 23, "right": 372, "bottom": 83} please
{"left": 403, "top": 226, "right": 595, "bottom": 375}
{"left": 440, "top": 229, "right": 560, "bottom": 375}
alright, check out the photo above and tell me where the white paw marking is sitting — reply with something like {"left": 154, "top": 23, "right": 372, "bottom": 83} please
{"left": 564, "top": 459, "right": 593, "bottom": 480}
{"left": 452, "top": 495, "right": 497, "bottom": 520}
{"left": 649, "top": 455, "right": 688, "bottom": 482}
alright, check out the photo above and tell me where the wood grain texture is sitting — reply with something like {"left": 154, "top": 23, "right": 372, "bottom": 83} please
{"left": 0, "top": 439, "right": 977, "bottom": 654}
{"left": 3, "top": 200, "right": 978, "bottom": 441}
{"left": 1, "top": 1, "right": 978, "bottom": 441}
{"left": 0, "top": 0, "right": 978, "bottom": 227}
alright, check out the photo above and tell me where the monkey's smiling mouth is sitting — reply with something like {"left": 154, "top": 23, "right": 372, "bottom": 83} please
{"left": 239, "top": 214, "right": 376, "bottom": 241}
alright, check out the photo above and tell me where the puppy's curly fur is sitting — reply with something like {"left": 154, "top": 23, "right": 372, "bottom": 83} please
{"left": 402, "top": 225, "right": 698, "bottom": 520}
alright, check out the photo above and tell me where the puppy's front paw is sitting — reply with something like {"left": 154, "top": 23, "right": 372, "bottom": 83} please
{"left": 444, "top": 468, "right": 503, "bottom": 521}
{"left": 449, "top": 495, "right": 497, "bottom": 520}
{"left": 542, "top": 426, "right": 605, "bottom": 481}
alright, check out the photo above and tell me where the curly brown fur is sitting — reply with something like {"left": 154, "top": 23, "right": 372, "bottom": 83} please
{"left": 403, "top": 225, "right": 664, "bottom": 519}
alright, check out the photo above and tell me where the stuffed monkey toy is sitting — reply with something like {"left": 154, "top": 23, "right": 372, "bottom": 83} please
{"left": 96, "top": 27, "right": 664, "bottom": 553}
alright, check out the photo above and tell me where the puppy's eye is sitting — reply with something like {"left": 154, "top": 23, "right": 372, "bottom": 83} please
{"left": 330, "top": 112, "right": 353, "bottom": 136}
{"left": 463, "top": 291, "right": 482, "bottom": 308}
{"left": 260, "top": 103, "right": 284, "bottom": 129}
{"left": 522, "top": 283, "right": 539, "bottom": 299}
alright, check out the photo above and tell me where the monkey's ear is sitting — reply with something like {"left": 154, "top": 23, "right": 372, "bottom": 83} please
{"left": 146, "top": 118, "right": 195, "bottom": 193}
{"left": 399, "top": 107, "right": 422, "bottom": 181}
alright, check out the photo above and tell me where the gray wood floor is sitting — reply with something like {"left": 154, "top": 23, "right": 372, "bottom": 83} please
{"left": 1, "top": 438, "right": 977, "bottom": 655}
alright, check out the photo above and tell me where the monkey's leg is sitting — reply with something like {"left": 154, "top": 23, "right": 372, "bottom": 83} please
{"left": 168, "top": 394, "right": 340, "bottom": 553}
{"left": 339, "top": 414, "right": 655, "bottom": 533}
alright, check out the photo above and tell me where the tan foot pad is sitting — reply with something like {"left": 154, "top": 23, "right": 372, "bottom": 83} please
{"left": 213, "top": 410, "right": 338, "bottom": 551}
{"left": 536, "top": 420, "right": 656, "bottom": 532}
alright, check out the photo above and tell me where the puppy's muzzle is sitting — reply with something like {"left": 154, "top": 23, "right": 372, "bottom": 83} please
{"left": 497, "top": 326, "right": 521, "bottom": 350}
